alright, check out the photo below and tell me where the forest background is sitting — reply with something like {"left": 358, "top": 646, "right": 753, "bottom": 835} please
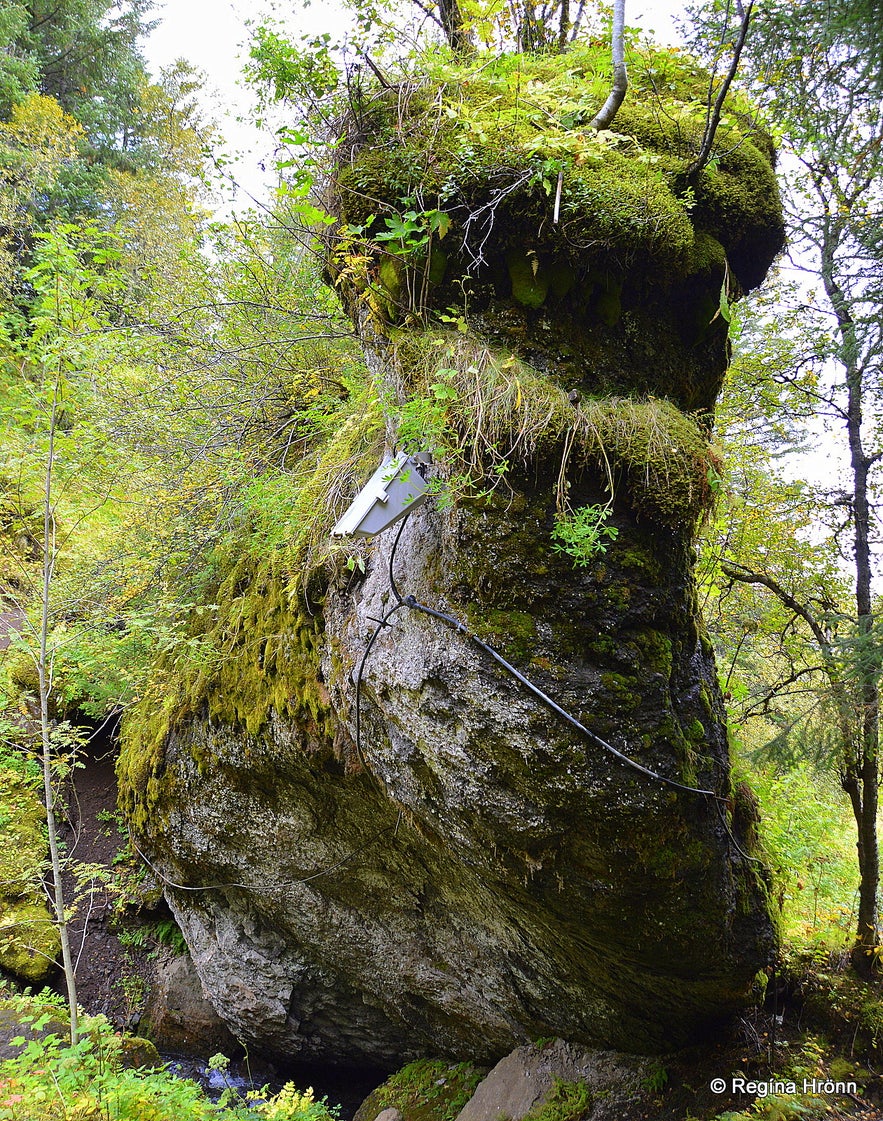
{"left": 1, "top": 0, "right": 883, "bottom": 1118}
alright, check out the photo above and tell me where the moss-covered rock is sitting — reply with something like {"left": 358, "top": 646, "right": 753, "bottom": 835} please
{"left": 354, "top": 1059, "right": 486, "bottom": 1121}
{"left": 118, "top": 477, "right": 774, "bottom": 1063}
{"left": 0, "top": 997, "right": 69, "bottom": 1060}
{"left": 118, "top": 38, "right": 780, "bottom": 1074}
{"left": 117, "top": 1035, "right": 162, "bottom": 1069}
{"left": 0, "top": 764, "right": 59, "bottom": 984}
{"left": 118, "top": 388, "right": 385, "bottom": 831}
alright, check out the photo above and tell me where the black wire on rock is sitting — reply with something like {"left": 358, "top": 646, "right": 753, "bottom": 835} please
{"left": 354, "top": 513, "right": 716, "bottom": 798}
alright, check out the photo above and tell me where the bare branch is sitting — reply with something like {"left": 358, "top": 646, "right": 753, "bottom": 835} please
{"left": 686, "top": 1, "right": 754, "bottom": 180}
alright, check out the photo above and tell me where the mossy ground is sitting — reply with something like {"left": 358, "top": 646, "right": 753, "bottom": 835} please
{"left": 362, "top": 968, "right": 883, "bottom": 1121}
{"left": 353, "top": 1059, "right": 486, "bottom": 1121}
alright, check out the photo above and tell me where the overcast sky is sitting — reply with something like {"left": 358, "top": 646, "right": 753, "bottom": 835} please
{"left": 142, "top": 1, "right": 687, "bottom": 208}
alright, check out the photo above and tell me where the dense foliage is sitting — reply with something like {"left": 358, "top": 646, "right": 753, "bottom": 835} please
{"left": 0, "top": 991, "right": 341, "bottom": 1121}
{"left": 1, "top": 0, "right": 882, "bottom": 1117}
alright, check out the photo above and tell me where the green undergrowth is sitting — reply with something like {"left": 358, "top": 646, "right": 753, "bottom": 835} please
{"left": 334, "top": 42, "right": 782, "bottom": 301}
{"left": 781, "top": 950, "right": 883, "bottom": 1061}
{"left": 117, "top": 386, "right": 385, "bottom": 829}
{"left": 743, "top": 762, "right": 856, "bottom": 951}
{"left": 0, "top": 989, "right": 340, "bottom": 1120}
{"left": 354, "top": 1059, "right": 486, "bottom": 1121}
{"left": 705, "top": 1031, "right": 876, "bottom": 1121}
{"left": 520, "top": 1078, "right": 592, "bottom": 1121}
{"left": 394, "top": 331, "right": 720, "bottom": 527}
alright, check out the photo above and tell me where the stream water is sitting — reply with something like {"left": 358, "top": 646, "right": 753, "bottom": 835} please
{"left": 162, "top": 1051, "right": 386, "bottom": 1118}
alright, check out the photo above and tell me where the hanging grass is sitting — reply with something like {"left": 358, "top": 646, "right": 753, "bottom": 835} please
{"left": 393, "top": 330, "right": 720, "bottom": 528}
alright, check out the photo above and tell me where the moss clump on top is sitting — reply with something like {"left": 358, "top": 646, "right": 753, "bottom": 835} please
{"left": 580, "top": 395, "right": 721, "bottom": 527}
{"left": 332, "top": 42, "right": 783, "bottom": 301}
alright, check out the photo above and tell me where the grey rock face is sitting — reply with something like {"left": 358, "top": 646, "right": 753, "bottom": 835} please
{"left": 134, "top": 482, "right": 774, "bottom": 1067}
{"left": 454, "top": 1039, "right": 651, "bottom": 1121}
{"left": 139, "top": 946, "right": 240, "bottom": 1056}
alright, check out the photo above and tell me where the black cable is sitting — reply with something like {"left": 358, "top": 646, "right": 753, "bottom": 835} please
{"left": 385, "top": 514, "right": 714, "bottom": 798}
{"left": 404, "top": 594, "right": 714, "bottom": 796}
{"left": 355, "top": 511, "right": 765, "bottom": 863}
{"left": 711, "top": 793, "right": 764, "bottom": 864}
{"left": 353, "top": 597, "right": 409, "bottom": 767}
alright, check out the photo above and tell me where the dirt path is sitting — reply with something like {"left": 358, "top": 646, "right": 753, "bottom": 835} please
{"left": 61, "top": 741, "right": 151, "bottom": 1027}
{"left": 0, "top": 607, "right": 25, "bottom": 651}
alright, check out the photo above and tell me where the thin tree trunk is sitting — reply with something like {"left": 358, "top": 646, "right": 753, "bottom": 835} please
{"left": 38, "top": 377, "right": 79, "bottom": 1045}
{"left": 437, "top": 0, "right": 472, "bottom": 53}
{"left": 821, "top": 215, "right": 881, "bottom": 964}
{"left": 685, "top": 1, "right": 754, "bottom": 179}
{"left": 558, "top": 0, "right": 570, "bottom": 48}
{"left": 857, "top": 758, "right": 880, "bottom": 958}
{"left": 589, "top": 0, "right": 627, "bottom": 131}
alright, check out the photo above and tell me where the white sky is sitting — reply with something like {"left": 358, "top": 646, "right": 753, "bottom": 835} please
{"left": 142, "top": 1, "right": 687, "bottom": 208}
{"left": 141, "top": 4, "right": 844, "bottom": 490}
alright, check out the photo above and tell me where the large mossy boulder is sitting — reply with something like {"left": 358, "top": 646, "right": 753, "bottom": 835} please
{"left": 118, "top": 44, "right": 783, "bottom": 1068}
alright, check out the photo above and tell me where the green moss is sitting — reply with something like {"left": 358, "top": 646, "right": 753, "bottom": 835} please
{"left": 689, "top": 230, "right": 728, "bottom": 275}
{"left": 469, "top": 608, "right": 538, "bottom": 662}
{"left": 580, "top": 397, "right": 721, "bottom": 527}
{"left": 645, "top": 838, "right": 709, "bottom": 879}
{"left": 632, "top": 630, "right": 674, "bottom": 677}
{"left": 686, "top": 718, "right": 706, "bottom": 743}
{"left": 378, "top": 255, "right": 403, "bottom": 301}
{"left": 587, "top": 634, "right": 618, "bottom": 660}
{"left": 0, "top": 900, "right": 59, "bottom": 982}
{"left": 697, "top": 682, "right": 715, "bottom": 720}
{"left": 6, "top": 654, "right": 38, "bottom": 694}
{"left": 356, "top": 1059, "right": 486, "bottom": 1121}
{"left": 335, "top": 44, "right": 782, "bottom": 298}
{"left": 117, "top": 1036, "right": 162, "bottom": 1069}
{"left": 593, "top": 280, "right": 622, "bottom": 327}
{"left": 508, "top": 251, "right": 551, "bottom": 308}
{"left": 548, "top": 260, "right": 576, "bottom": 300}
{"left": 118, "top": 390, "right": 386, "bottom": 830}
{"left": 397, "top": 330, "right": 720, "bottom": 528}
{"left": 599, "top": 672, "right": 640, "bottom": 712}
{"left": 0, "top": 767, "right": 60, "bottom": 983}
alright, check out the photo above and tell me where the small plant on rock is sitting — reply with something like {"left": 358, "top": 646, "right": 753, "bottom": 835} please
{"left": 551, "top": 504, "right": 618, "bottom": 567}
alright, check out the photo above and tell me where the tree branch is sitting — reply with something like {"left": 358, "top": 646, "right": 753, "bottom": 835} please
{"left": 686, "top": 1, "right": 754, "bottom": 180}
